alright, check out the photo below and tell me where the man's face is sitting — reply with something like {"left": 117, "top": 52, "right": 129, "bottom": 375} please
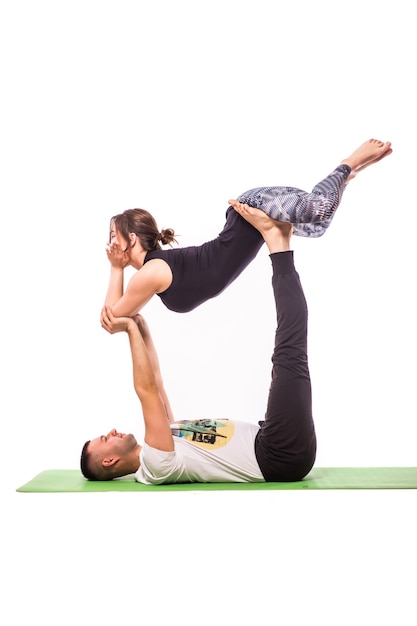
{"left": 88, "top": 429, "right": 138, "bottom": 461}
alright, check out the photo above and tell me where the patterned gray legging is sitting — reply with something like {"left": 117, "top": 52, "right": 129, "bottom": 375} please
{"left": 237, "top": 164, "right": 351, "bottom": 237}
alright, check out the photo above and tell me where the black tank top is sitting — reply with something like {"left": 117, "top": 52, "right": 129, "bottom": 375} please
{"left": 143, "top": 208, "right": 263, "bottom": 313}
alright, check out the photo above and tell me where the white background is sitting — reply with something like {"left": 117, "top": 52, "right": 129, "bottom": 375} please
{"left": 2, "top": 1, "right": 416, "bottom": 624}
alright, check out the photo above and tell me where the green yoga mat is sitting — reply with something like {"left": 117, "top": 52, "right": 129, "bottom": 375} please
{"left": 16, "top": 467, "right": 417, "bottom": 492}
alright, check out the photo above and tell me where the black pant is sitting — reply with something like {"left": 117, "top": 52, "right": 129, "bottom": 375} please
{"left": 254, "top": 251, "right": 317, "bottom": 481}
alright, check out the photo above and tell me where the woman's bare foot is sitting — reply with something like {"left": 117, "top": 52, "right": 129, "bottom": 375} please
{"left": 341, "top": 138, "right": 392, "bottom": 182}
{"left": 228, "top": 199, "right": 293, "bottom": 253}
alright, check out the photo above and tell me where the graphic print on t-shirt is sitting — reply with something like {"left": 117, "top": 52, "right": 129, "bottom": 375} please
{"left": 170, "top": 419, "right": 234, "bottom": 450}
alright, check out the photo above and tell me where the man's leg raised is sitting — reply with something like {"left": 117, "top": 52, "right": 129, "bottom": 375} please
{"left": 230, "top": 205, "right": 316, "bottom": 481}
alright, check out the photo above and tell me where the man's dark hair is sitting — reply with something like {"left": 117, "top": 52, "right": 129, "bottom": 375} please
{"left": 80, "top": 440, "right": 99, "bottom": 480}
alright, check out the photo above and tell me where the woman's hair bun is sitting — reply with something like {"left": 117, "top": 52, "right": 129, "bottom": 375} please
{"left": 159, "top": 228, "right": 177, "bottom": 246}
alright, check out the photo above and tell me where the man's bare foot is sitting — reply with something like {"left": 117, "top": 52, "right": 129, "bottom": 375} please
{"left": 228, "top": 199, "right": 292, "bottom": 253}
{"left": 341, "top": 138, "right": 392, "bottom": 182}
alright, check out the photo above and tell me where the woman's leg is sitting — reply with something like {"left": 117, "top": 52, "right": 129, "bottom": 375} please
{"left": 232, "top": 138, "right": 392, "bottom": 238}
{"left": 236, "top": 164, "right": 350, "bottom": 237}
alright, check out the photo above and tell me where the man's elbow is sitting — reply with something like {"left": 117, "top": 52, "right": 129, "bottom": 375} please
{"left": 134, "top": 381, "right": 159, "bottom": 399}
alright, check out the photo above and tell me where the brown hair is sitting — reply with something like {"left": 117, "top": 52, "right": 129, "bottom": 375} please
{"left": 110, "top": 208, "right": 177, "bottom": 251}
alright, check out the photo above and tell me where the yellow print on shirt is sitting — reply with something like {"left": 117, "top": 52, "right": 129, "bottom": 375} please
{"left": 170, "top": 419, "right": 235, "bottom": 450}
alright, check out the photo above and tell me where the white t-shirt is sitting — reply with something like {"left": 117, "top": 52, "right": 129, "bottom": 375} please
{"left": 135, "top": 419, "right": 265, "bottom": 484}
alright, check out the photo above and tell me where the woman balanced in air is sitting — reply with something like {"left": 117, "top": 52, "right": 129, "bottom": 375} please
{"left": 102, "top": 138, "right": 392, "bottom": 318}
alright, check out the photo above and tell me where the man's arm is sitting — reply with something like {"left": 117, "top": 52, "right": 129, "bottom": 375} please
{"left": 101, "top": 306, "right": 174, "bottom": 452}
{"left": 132, "top": 314, "right": 175, "bottom": 424}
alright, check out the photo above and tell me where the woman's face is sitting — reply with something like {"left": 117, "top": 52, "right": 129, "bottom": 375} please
{"left": 109, "top": 224, "right": 129, "bottom": 252}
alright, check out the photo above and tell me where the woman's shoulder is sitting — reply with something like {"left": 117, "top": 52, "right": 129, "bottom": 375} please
{"left": 144, "top": 248, "right": 176, "bottom": 262}
{"left": 130, "top": 256, "right": 173, "bottom": 295}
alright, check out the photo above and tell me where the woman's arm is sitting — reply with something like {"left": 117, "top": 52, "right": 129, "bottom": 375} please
{"left": 104, "top": 241, "right": 129, "bottom": 310}
{"left": 104, "top": 266, "right": 125, "bottom": 309}
{"left": 105, "top": 258, "right": 173, "bottom": 318}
